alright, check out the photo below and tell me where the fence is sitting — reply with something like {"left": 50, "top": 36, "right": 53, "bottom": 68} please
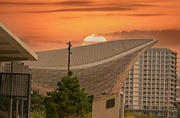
{"left": 0, "top": 73, "right": 31, "bottom": 118}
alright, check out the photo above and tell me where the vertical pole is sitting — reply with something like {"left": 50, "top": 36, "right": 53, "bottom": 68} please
{"left": 26, "top": 75, "right": 31, "bottom": 118}
{"left": 67, "top": 42, "right": 72, "bottom": 75}
{"left": 20, "top": 100, "right": 24, "bottom": 118}
{"left": 9, "top": 98, "right": 13, "bottom": 118}
{"left": 9, "top": 61, "right": 13, "bottom": 118}
{"left": 15, "top": 99, "right": 19, "bottom": 118}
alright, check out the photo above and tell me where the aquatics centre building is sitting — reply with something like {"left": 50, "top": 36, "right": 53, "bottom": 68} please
{"left": 24, "top": 39, "right": 157, "bottom": 118}
{"left": 0, "top": 23, "right": 158, "bottom": 118}
{"left": 24, "top": 39, "right": 157, "bottom": 96}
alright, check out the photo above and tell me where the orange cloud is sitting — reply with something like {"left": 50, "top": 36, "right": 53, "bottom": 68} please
{"left": 0, "top": 0, "right": 180, "bottom": 51}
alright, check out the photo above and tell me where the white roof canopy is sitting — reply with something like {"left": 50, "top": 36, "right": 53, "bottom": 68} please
{"left": 0, "top": 23, "right": 38, "bottom": 62}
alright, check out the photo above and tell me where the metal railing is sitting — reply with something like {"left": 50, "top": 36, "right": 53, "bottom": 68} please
{"left": 0, "top": 73, "right": 31, "bottom": 118}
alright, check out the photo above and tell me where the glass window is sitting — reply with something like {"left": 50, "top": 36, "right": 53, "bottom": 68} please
{"left": 106, "top": 98, "right": 115, "bottom": 109}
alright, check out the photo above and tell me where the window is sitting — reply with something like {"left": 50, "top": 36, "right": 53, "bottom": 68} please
{"left": 106, "top": 98, "right": 115, "bottom": 109}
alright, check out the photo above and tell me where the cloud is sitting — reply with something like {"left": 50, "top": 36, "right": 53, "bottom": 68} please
{"left": 125, "top": 13, "right": 165, "bottom": 17}
{"left": 1, "top": 0, "right": 179, "bottom": 9}
{"left": 87, "top": 13, "right": 166, "bottom": 17}
{"left": 0, "top": 1, "right": 155, "bottom": 13}
{"left": 0, "top": 1, "right": 93, "bottom": 6}
{"left": 100, "top": 29, "right": 180, "bottom": 69}
{"left": 59, "top": 0, "right": 93, "bottom": 6}
{"left": 25, "top": 6, "right": 133, "bottom": 13}
{"left": 0, "top": 1, "right": 49, "bottom": 5}
{"left": 3, "top": 0, "right": 179, "bottom": 15}
{"left": 101, "top": 29, "right": 180, "bottom": 47}
{"left": 124, "top": 3, "right": 155, "bottom": 7}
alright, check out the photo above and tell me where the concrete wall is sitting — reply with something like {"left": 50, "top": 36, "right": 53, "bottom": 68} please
{"left": 92, "top": 91, "right": 124, "bottom": 118}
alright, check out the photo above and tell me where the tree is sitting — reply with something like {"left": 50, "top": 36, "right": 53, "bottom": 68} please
{"left": 31, "top": 90, "right": 46, "bottom": 118}
{"left": 45, "top": 71, "right": 93, "bottom": 118}
{"left": 31, "top": 90, "right": 45, "bottom": 112}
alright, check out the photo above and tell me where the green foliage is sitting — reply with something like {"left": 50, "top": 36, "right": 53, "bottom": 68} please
{"left": 45, "top": 71, "right": 93, "bottom": 118}
{"left": 31, "top": 111, "right": 46, "bottom": 118}
{"left": 124, "top": 111, "right": 134, "bottom": 116}
{"left": 31, "top": 90, "right": 45, "bottom": 112}
{"left": 134, "top": 114, "right": 155, "bottom": 118}
{"left": 124, "top": 111, "right": 155, "bottom": 118}
{"left": 85, "top": 112, "right": 92, "bottom": 118}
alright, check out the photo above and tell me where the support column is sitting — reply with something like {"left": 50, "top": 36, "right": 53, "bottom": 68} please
{"left": 9, "top": 62, "right": 13, "bottom": 118}
{"left": 20, "top": 100, "right": 24, "bottom": 118}
{"left": 16, "top": 99, "right": 19, "bottom": 118}
{"left": 26, "top": 77, "right": 32, "bottom": 118}
{"left": 8, "top": 98, "right": 13, "bottom": 118}
{"left": 119, "top": 91, "right": 124, "bottom": 118}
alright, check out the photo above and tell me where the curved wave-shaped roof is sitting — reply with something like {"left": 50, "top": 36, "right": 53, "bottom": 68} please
{"left": 24, "top": 39, "right": 156, "bottom": 70}
{"left": 24, "top": 39, "right": 157, "bottom": 96}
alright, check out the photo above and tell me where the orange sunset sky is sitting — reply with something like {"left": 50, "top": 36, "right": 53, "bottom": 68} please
{"left": 0, "top": 0, "right": 180, "bottom": 69}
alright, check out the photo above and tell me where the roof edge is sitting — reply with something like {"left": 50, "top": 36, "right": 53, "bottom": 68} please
{"left": 31, "top": 39, "right": 157, "bottom": 70}
{"left": 0, "top": 23, "right": 38, "bottom": 61}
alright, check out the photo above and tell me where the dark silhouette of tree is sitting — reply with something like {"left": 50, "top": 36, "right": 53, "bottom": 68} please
{"left": 45, "top": 71, "right": 93, "bottom": 118}
{"left": 31, "top": 90, "right": 45, "bottom": 112}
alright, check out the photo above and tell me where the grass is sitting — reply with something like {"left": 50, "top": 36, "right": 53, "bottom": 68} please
{"left": 31, "top": 111, "right": 46, "bottom": 118}
{"left": 30, "top": 111, "right": 91, "bottom": 118}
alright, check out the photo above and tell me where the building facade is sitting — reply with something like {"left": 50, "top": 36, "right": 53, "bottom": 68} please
{"left": 176, "top": 75, "right": 180, "bottom": 99}
{"left": 176, "top": 75, "right": 180, "bottom": 118}
{"left": 23, "top": 39, "right": 157, "bottom": 118}
{"left": 24, "top": 39, "right": 157, "bottom": 97}
{"left": 122, "top": 48, "right": 177, "bottom": 118}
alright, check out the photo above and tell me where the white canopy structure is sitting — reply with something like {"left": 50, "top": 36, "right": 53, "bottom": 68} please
{"left": 0, "top": 23, "right": 37, "bottom": 62}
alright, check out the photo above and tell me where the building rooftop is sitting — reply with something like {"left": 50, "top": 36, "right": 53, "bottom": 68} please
{"left": 149, "top": 48, "right": 177, "bottom": 53}
{"left": 24, "top": 39, "right": 157, "bottom": 70}
{"left": 24, "top": 39, "right": 157, "bottom": 96}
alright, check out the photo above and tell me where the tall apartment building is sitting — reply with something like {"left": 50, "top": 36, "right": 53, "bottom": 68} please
{"left": 122, "top": 48, "right": 177, "bottom": 118}
{"left": 176, "top": 75, "right": 180, "bottom": 118}
{"left": 176, "top": 76, "right": 180, "bottom": 98}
